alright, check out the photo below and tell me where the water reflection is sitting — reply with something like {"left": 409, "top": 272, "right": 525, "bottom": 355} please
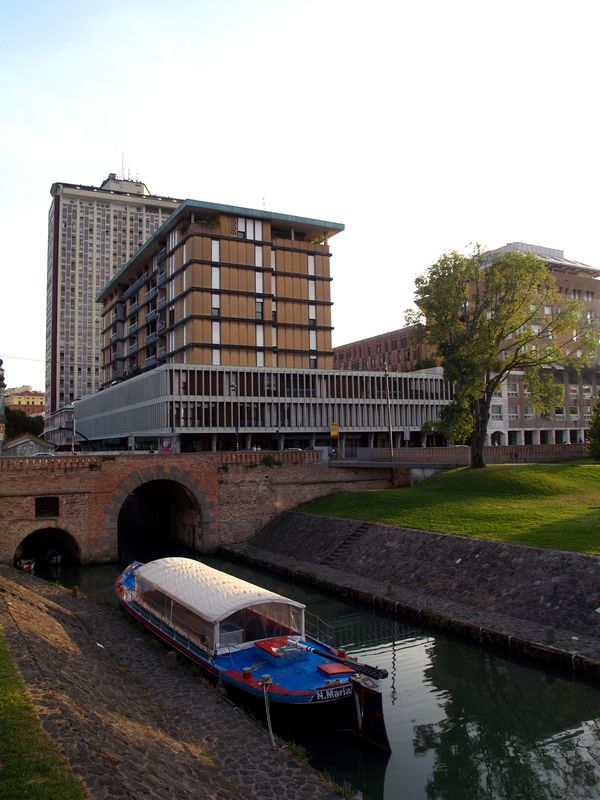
{"left": 33, "top": 554, "right": 600, "bottom": 800}
{"left": 412, "top": 640, "right": 600, "bottom": 800}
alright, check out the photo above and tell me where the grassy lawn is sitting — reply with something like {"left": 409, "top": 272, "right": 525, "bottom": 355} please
{"left": 299, "top": 461, "right": 600, "bottom": 554}
{"left": 0, "top": 630, "right": 88, "bottom": 800}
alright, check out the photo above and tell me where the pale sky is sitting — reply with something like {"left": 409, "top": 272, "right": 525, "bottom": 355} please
{"left": 2, "top": 0, "right": 600, "bottom": 390}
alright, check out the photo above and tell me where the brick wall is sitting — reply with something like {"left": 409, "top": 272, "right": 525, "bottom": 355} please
{"left": 0, "top": 452, "right": 401, "bottom": 564}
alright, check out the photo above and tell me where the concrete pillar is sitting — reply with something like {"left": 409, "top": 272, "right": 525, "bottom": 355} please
{"left": 339, "top": 432, "right": 346, "bottom": 459}
{"left": 367, "top": 432, "right": 375, "bottom": 449}
{"left": 210, "top": 433, "right": 218, "bottom": 452}
{"left": 244, "top": 433, "right": 252, "bottom": 450}
{"left": 531, "top": 429, "right": 540, "bottom": 445}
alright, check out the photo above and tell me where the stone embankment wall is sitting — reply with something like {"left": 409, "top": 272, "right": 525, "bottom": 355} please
{"left": 227, "top": 512, "right": 600, "bottom": 677}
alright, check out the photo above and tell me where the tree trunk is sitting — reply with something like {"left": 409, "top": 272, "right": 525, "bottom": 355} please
{"left": 470, "top": 397, "right": 490, "bottom": 468}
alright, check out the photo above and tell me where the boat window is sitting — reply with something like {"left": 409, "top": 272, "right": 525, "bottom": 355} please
{"left": 219, "top": 602, "right": 302, "bottom": 647}
{"left": 137, "top": 579, "right": 170, "bottom": 618}
{"left": 136, "top": 578, "right": 214, "bottom": 651}
{"left": 171, "top": 600, "right": 213, "bottom": 651}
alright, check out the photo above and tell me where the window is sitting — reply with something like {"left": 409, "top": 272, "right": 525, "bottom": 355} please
{"left": 255, "top": 272, "right": 263, "bottom": 294}
{"left": 256, "top": 324, "right": 264, "bottom": 347}
{"left": 491, "top": 405, "right": 503, "bottom": 420}
{"left": 35, "top": 497, "right": 59, "bottom": 518}
{"left": 212, "top": 294, "right": 220, "bottom": 317}
{"left": 307, "top": 254, "right": 315, "bottom": 276}
{"left": 555, "top": 406, "right": 565, "bottom": 419}
{"left": 569, "top": 406, "right": 579, "bottom": 418}
{"left": 544, "top": 305, "right": 552, "bottom": 315}
{"left": 211, "top": 267, "right": 220, "bottom": 290}
{"left": 257, "top": 351, "right": 264, "bottom": 367}
{"left": 507, "top": 382, "right": 518, "bottom": 396}
{"left": 211, "top": 240, "right": 220, "bottom": 262}
{"left": 255, "top": 246, "right": 263, "bottom": 267}
{"left": 256, "top": 300, "right": 263, "bottom": 320}
{"left": 524, "top": 405, "right": 534, "bottom": 418}
{"left": 308, "top": 281, "right": 315, "bottom": 301}
{"left": 309, "top": 330, "right": 317, "bottom": 351}
{"left": 212, "top": 321, "right": 220, "bottom": 344}
{"left": 508, "top": 405, "right": 518, "bottom": 419}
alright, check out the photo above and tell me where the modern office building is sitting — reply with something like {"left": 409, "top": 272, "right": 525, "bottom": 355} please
{"left": 70, "top": 198, "right": 452, "bottom": 453}
{"left": 98, "top": 199, "right": 343, "bottom": 385}
{"left": 74, "top": 362, "right": 453, "bottom": 455}
{"left": 334, "top": 243, "right": 600, "bottom": 446}
{"left": 46, "top": 174, "right": 180, "bottom": 415}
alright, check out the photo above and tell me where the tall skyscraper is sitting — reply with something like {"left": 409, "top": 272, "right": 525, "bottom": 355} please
{"left": 46, "top": 174, "right": 180, "bottom": 413}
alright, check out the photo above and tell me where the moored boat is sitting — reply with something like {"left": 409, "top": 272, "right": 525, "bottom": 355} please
{"left": 16, "top": 558, "right": 35, "bottom": 573}
{"left": 115, "top": 557, "right": 390, "bottom": 751}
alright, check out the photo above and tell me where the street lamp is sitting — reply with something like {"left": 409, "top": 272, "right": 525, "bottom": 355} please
{"left": 384, "top": 362, "right": 394, "bottom": 464}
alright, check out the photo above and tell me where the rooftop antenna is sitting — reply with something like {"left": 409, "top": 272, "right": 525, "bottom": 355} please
{"left": 262, "top": 196, "right": 266, "bottom": 210}
{"left": 121, "top": 152, "right": 125, "bottom": 181}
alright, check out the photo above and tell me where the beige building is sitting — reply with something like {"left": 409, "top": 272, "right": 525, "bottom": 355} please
{"left": 98, "top": 199, "right": 344, "bottom": 385}
{"left": 46, "top": 174, "right": 180, "bottom": 414}
{"left": 334, "top": 243, "right": 600, "bottom": 446}
{"left": 5, "top": 386, "right": 45, "bottom": 417}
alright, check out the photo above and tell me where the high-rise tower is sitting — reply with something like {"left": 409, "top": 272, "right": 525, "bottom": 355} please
{"left": 46, "top": 175, "right": 180, "bottom": 413}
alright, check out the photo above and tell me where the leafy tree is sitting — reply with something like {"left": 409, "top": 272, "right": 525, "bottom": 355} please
{"left": 586, "top": 400, "right": 600, "bottom": 460}
{"left": 406, "top": 247, "right": 598, "bottom": 468}
{"left": 5, "top": 407, "right": 44, "bottom": 440}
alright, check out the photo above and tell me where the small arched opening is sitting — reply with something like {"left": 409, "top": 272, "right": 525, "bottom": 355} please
{"left": 14, "top": 527, "right": 81, "bottom": 568}
{"left": 117, "top": 479, "right": 203, "bottom": 563}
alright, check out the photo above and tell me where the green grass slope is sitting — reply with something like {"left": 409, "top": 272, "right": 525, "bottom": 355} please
{"left": 299, "top": 462, "right": 600, "bottom": 554}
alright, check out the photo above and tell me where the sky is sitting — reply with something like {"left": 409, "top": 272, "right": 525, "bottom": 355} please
{"left": 2, "top": 0, "right": 600, "bottom": 390}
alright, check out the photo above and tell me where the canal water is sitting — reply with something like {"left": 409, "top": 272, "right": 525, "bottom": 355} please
{"left": 35, "top": 555, "right": 600, "bottom": 800}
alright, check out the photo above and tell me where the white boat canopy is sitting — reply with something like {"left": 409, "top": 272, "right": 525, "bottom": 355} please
{"left": 135, "top": 557, "right": 305, "bottom": 623}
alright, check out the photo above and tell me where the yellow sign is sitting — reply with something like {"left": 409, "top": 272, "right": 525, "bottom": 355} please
{"left": 330, "top": 423, "right": 339, "bottom": 437}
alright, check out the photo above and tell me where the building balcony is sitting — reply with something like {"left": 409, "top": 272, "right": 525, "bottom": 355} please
{"left": 146, "top": 354, "right": 157, "bottom": 367}
{"left": 127, "top": 342, "right": 137, "bottom": 354}
{"left": 122, "top": 273, "right": 149, "bottom": 301}
{"left": 157, "top": 270, "right": 166, "bottom": 287}
{"left": 144, "top": 286, "right": 157, "bottom": 302}
{"left": 157, "top": 294, "right": 166, "bottom": 309}
{"left": 145, "top": 309, "right": 157, "bottom": 323}
{"left": 157, "top": 344, "right": 167, "bottom": 357}
{"left": 128, "top": 321, "right": 138, "bottom": 334}
{"left": 145, "top": 332, "right": 158, "bottom": 346}
{"left": 157, "top": 248, "right": 167, "bottom": 265}
{"left": 158, "top": 318, "right": 166, "bottom": 332}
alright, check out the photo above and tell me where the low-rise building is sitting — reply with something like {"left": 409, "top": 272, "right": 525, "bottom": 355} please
{"left": 74, "top": 362, "right": 453, "bottom": 455}
{"left": 5, "top": 386, "right": 45, "bottom": 417}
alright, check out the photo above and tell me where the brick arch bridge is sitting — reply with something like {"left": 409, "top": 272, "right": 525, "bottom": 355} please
{"left": 0, "top": 452, "right": 401, "bottom": 565}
